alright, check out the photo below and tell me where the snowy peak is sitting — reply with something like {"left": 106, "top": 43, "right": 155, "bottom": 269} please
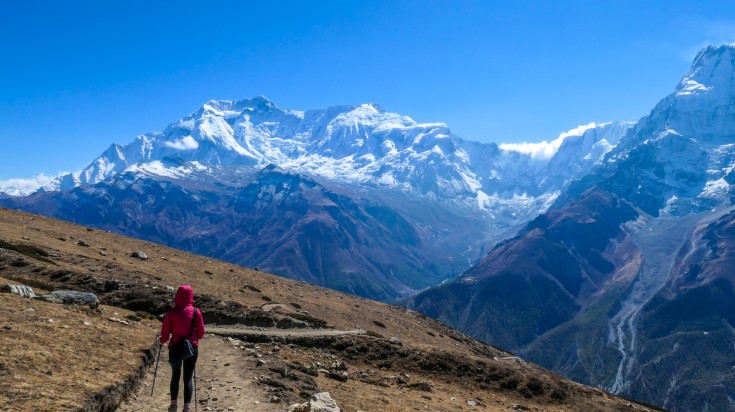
{"left": 568, "top": 44, "right": 735, "bottom": 217}
{"left": 651, "top": 44, "right": 735, "bottom": 139}
{"left": 193, "top": 96, "right": 284, "bottom": 118}
{"left": 2, "top": 95, "right": 639, "bottom": 222}
{"left": 545, "top": 121, "right": 634, "bottom": 184}
{"left": 676, "top": 44, "right": 735, "bottom": 98}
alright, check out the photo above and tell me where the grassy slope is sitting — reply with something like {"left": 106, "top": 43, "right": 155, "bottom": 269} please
{"left": 0, "top": 207, "right": 658, "bottom": 411}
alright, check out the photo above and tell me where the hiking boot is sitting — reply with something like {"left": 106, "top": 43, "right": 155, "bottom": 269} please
{"left": 181, "top": 406, "right": 191, "bottom": 412}
{"left": 167, "top": 405, "right": 177, "bottom": 412}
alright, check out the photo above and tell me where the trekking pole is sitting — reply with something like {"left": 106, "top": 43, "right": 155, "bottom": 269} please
{"left": 193, "top": 367, "right": 198, "bottom": 412}
{"left": 151, "top": 336, "right": 163, "bottom": 396}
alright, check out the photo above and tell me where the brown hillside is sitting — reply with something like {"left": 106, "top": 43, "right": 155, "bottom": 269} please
{"left": 0, "top": 208, "right": 659, "bottom": 411}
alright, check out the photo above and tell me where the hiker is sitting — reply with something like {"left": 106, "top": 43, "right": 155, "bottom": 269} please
{"left": 160, "top": 285, "right": 205, "bottom": 412}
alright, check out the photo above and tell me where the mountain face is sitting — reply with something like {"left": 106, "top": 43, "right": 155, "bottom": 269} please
{"left": 22, "top": 97, "right": 632, "bottom": 224}
{"left": 626, "top": 208, "right": 735, "bottom": 410}
{"left": 4, "top": 165, "right": 491, "bottom": 301}
{"left": 409, "top": 189, "right": 640, "bottom": 348}
{"left": 408, "top": 44, "right": 735, "bottom": 411}
{"left": 0, "top": 88, "right": 631, "bottom": 302}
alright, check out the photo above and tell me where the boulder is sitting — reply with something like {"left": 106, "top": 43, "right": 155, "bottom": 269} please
{"left": 327, "top": 371, "right": 348, "bottom": 382}
{"left": 0, "top": 284, "right": 36, "bottom": 298}
{"left": 288, "top": 392, "right": 341, "bottom": 412}
{"left": 39, "top": 290, "right": 99, "bottom": 309}
{"left": 310, "top": 392, "right": 341, "bottom": 412}
{"left": 288, "top": 403, "right": 309, "bottom": 412}
{"left": 131, "top": 250, "right": 148, "bottom": 260}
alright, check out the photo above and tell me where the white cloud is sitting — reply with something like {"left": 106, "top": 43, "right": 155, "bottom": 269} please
{"left": 0, "top": 173, "right": 56, "bottom": 195}
{"left": 499, "top": 122, "right": 600, "bottom": 160}
{"left": 164, "top": 136, "right": 199, "bottom": 150}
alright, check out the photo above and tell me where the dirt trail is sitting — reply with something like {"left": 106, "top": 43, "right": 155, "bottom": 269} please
{"left": 119, "top": 327, "right": 364, "bottom": 412}
{"left": 207, "top": 326, "right": 365, "bottom": 339}
{"left": 119, "top": 336, "right": 280, "bottom": 412}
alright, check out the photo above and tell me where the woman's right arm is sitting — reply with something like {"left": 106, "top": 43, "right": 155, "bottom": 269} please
{"left": 195, "top": 309, "right": 205, "bottom": 340}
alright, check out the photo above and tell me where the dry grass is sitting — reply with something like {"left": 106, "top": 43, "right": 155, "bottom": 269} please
{"left": 0, "top": 291, "right": 155, "bottom": 411}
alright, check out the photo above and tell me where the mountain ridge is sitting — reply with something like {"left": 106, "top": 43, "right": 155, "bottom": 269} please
{"left": 4, "top": 97, "right": 633, "bottom": 224}
{"left": 408, "top": 44, "right": 735, "bottom": 411}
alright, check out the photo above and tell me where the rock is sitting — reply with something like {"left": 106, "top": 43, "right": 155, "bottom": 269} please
{"left": 130, "top": 250, "right": 148, "bottom": 260}
{"left": 511, "top": 404, "right": 529, "bottom": 411}
{"left": 311, "top": 392, "right": 341, "bottom": 412}
{"left": 327, "top": 371, "right": 349, "bottom": 382}
{"left": 227, "top": 337, "right": 244, "bottom": 346}
{"left": 108, "top": 317, "right": 131, "bottom": 325}
{"left": 1, "top": 284, "right": 36, "bottom": 298}
{"left": 409, "top": 382, "right": 432, "bottom": 392}
{"left": 39, "top": 290, "right": 99, "bottom": 309}
{"left": 331, "top": 361, "right": 347, "bottom": 371}
{"left": 76, "top": 240, "right": 90, "bottom": 247}
{"left": 288, "top": 402, "right": 309, "bottom": 412}
{"left": 290, "top": 392, "right": 341, "bottom": 412}
{"left": 467, "top": 400, "right": 477, "bottom": 406}
{"left": 100, "top": 251, "right": 108, "bottom": 256}
{"left": 270, "top": 396, "right": 282, "bottom": 403}
{"left": 389, "top": 336, "right": 402, "bottom": 345}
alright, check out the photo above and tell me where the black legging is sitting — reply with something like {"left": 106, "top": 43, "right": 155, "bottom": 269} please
{"left": 170, "top": 347, "right": 198, "bottom": 403}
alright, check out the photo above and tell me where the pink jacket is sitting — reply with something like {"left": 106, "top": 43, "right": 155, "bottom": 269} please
{"left": 160, "top": 285, "right": 205, "bottom": 347}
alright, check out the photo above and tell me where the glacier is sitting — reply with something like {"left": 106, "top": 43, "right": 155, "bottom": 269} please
{"left": 2, "top": 96, "right": 634, "bottom": 226}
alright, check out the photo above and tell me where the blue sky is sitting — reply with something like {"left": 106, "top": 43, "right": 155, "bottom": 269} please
{"left": 1, "top": 0, "right": 734, "bottom": 181}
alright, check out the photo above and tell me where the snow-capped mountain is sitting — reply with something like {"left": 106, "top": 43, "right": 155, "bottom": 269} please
{"left": 408, "top": 44, "right": 735, "bottom": 411}
{"left": 0, "top": 86, "right": 637, "bottom": 306}
{"left": 558, "top": 44, "right": 735, "bottom": 216}
{"left": 12, "top": 96, "right": 632, "bottom": 225}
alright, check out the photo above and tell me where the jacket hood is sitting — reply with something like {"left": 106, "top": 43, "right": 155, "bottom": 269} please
{"left": 174, "top": 285, "right": 194, "bottom": 308}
